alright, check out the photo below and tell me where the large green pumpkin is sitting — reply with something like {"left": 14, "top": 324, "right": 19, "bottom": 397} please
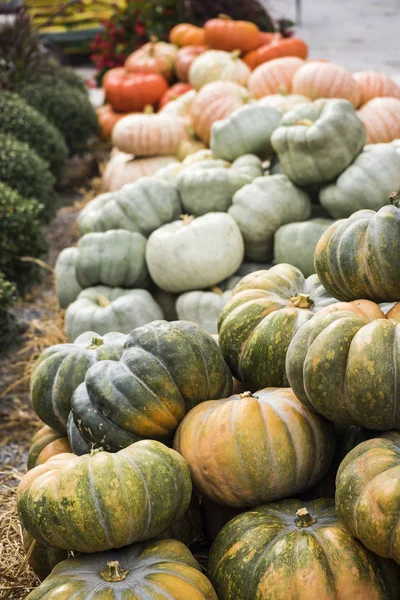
{"left": 228, "top": 174, "right": 311, "bottom": 262}
{"left": 315, "top": 198, "right": 400, "bottom": 302}
{"left": 286, "top": 300, "right": 400, "bottom": 429}
{"left": 25, "top": 539, "right": 218, "bottom": 600}
{"left": 67, "top": 320, "right": 232, "bottom": 453}
{"left": 55, "top": 247, "right": 83, "bottom": 308}
{"left": 271, "top": 99, "right": 366, "bottom": 186}
{"left": 31, "top": 331, "right": 127, "bottom": 432}
{"left": 218, "top": 264, "right": 336, "bottom": 390}
{"left": 208, "top": 498, "right": 400, "bottom": 600}
{"left": 18, "top": 440, "right": 192, "bottom": 553}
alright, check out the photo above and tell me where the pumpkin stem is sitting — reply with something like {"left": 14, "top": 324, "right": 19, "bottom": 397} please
{"left": 290, "top": 294, "right": 314, "bottom": 309}
{"left": 218, "top": 13, "right": 233, "bottom": 20}
{"left": 87, "top": 336, "right": 104, "bottom": 350}
{"left": 390, "top": 191, "right": 400, "bottom": 208}
{"left": 100, "top": 560, "right": 129, "bottom": 582}
{"left": 294, "top": 118, "right": 314, "bottom": 127}
{"left": 89, "top": 445, "right": 104, "bottom": 457}
{"left": 180, "top": 214, "right": 195, "bottom": 225}
{"left": 295, "top": 507, "right": 317, "bottom": 528}
{"left": 239, "top": 391, "right": 259, "bottom": 399}
{"left": 210, "top": 286, "right": 223, "bottom": 295}
{"left": 96, "top": 295, "right": 111, "bottom": 308}
{"left": 143, "top": 105, "right": 154, "bottom": 115}
{"left": 230, "top": 49, "right": 242, "bottom": 59}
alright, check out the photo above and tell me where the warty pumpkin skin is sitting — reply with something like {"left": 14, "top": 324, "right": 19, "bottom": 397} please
{"left": 18, "top": 440, "right": 192, "bottom": 553}
{"left": 27, "top": 425, "right": 71, "bottom": 470}
{"left": 218, "top": 264, "right": 336, "bottom": 391}
{"left": 286, "top": 300, "right": 400, "bottom": 429}
{"left": 25, "top": 539, "right": 218, "bottom": 600}
{"left": 271, "top": 99, "right": 366, "bottom": 186}
{"left": 174, "top": 388, "right": 335, "bottom": 507}
{"left": 55, "top": 247, "right": 83, "bottom": 309}
{"left": 314, "top": 199, "right": 400, "bottom": 302}
{"left": 208, "top": 498, "right": 400, "bottom": 600}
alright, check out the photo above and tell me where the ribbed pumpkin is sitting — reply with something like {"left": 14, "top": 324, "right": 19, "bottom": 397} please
{"left": 244, "top": 37, "right": 308, "bottom": 70}
{"left": 27, "top": 426, "right": 71, "bottom": 470}
{"left": 23, "top": 530, "right": 68, "bottom": 580}
{"left": 175, "top": 46, "right": 208, "bottom": 82}
{"left": 357, "top": 97, "right": 400, "bottom": 143}
{"left": 314, "top": 197, "right": 400, "bottom": 302}
{"left": 18, "top": 440, "right": 192, "bottom": 553}
{"left": 55, "top": 247, "right": 83, "bottom": 309}
{"left": 159, "top": 89, "right": 197, "bottom": 124}
{"left": 67, "top": 320, "right": 232, "bottom": 453}
{"left": 31, "top": 331, "right": 126, "bottom": 431}
{"left": 169, "top": 23, "right": 206, "bottom": 47}
{"left": 354, "top": 71, "right": 400, "bottom": 105}
{"left": 208, "top": 498, "right": 400, "bottom": 600}
{"left": 218, "top": 264, "right": 336, "bottom": 390}
{"left": 286, "top": 300, "right": 400, "bottom": 429}
{"left": 125, "top": 39, "right": 178, "bottom": 81}
{"left": 96, "top": 104, "right": 132, "bottom": 140}
{"left": 175, "top": 388, "right": 334, "bottom": 507}
{"left": 25, "top": 540, "right": 218, "bottom": 600}
{"left": 189, "top": 50, "right": 250, "bottom": 90}
{"left": 248, "top": 56, "right": 304, "bottom": 98}
{"left": 103, "top": 150, "right": 179, "bottom": 192}
{"left": 112, "top": 113, "right": 185, "bottom": 156}
{"left": 103, "top": 68, "right": 168, "bottom": 112}
{"left": 258, "top": 93, "right": 311, "bottom": 113}
{"left": 159, "top": 83, "right": 192, "bottom": 108}
{"left": 204, "top": 14, "right": 260, "bottom": 53}
{"left": 292, "top": 62, "right": 360, "bottom": 107}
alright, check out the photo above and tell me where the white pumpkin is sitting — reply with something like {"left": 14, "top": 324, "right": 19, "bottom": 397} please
{"left": 176, "top": 287, "right": 233, "bottom": 335}
{"left": 258, "top": 94, "right": 311, "bottom": 114}
{"left": 159, "top": 89, "right": 197, "bottom": 124}
{"left": 55, "top": 247, "right": 83, "bottom": 309}
{"left": 112, "top": 113, "right": 186, "bottom": 156}
{"left": 102, "top": 150, "right": 179, "bottom": 192}
{"left": 189, "top": 50, "right": 250, "bottom": 90}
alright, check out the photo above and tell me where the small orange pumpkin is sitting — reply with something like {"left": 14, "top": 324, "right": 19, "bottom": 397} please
{"left": 103, "top": 68, "right": 168, "bottom": 113}
{"left": 204, "top": 14, "right": 260, "bottom": 53}
{"left": 354, "top": 71, "right": 400, "bottom": 106}
{"left": 175, "top": 45, "right": 208, "bottom": 82}
{"left": 357, "top": 96, "right": 400, "bottom": 143}
{"left": 244, "top": 37, "right": 308, "bottom": 70}
{"left": 169, "top": 23, "right": 206, "bottom": 46}
{"left": 292, "top": 62, "right": 360, "bottom": 107}
{"left": 96, "top": 104, "right": 132, "bottom": 140}
{"left": 248, "top": 56, "right": 305, "bottom": 98}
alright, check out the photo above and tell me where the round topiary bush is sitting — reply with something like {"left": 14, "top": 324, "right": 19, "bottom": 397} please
{"left": 0, "top": 271, "right": 19, "bottom": 352}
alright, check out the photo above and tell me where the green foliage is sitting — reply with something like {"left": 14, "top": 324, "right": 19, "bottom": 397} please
{"left": 0, "top": 272, "right": 19, "bottom": 352}
{"left": 46, "top": 64, "right": 89, "bottom": 96}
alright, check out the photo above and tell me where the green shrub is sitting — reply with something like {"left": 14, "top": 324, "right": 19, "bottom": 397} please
{"left": 0, "top": 183, "right": 48, "bottom": 295}
{"left": 0, "top": 92, "right": 68, "bottom": 180}
{"left": 0, "top": 272, "right": 19, "bottom": 352}
{"left": 57, "top": 67, "right": 89, "bottom": 95}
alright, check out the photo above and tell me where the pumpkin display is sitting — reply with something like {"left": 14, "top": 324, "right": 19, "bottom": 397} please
{"left": 112, "top": 112, "right": 185, "bottom": 156}
{"left": 218, "top": 264, "right": 336, "bottom": 390}
{"left": 78, "top": 176, "right": 181, "bottom": 237}
{"left": 174, "top": 388, "right": 335, "bottom": 507}
{"left": 258, "top": 93, "right": 311, "bottom": 113}
{"left": 125, "top": 39, "right": 178, "bottom": 81}
{"left": 159, "top": 82, "right": 192, "bottom": 108}
{"left": 31, "top": 331, "right": 127, "bottom": 431}
{"left": 67, "top": 320, "right": 232, "bottom": 452}
{"left": 210, "top": 104, "right": 281, "bottom": 161}
{"left": 27, "top": 425, "right": 71, "bottom": 470}
{"left": 146, "top": 213, "right": 244, "bottom": 293}
{"left": 314, "top": 197, "right": 400, "bottom": 302}
{"left": 292, "top": 62, "right": 360, "bottom": 107}
{"left": 25, "top": 539, "right": 218, "bottom": 600}
{"left": 103, "top": 68, "right": 168, "bottom": 112}
{"left": 169, "top": 23, "right": 206, "bottom": 47}
{"left": 55, "top": 247, "right": 83, "bottom": 309}
{"left": 271, "top": 99, "right": 366, "bottom": 186}
{"left": 243, "top": 37, "right": 308, "bottom": 70}
{"left": 102, "top": 150, "right": 179, "bottom": 192}
{"left": 248, "top": 56, "right": 304, "bottom": 98}
{"left": 96, "top": 104, "right": 131, "bottom": 140}
{"left": 189, "top": 50, "right": 251, "bottom": 90}
{"left": 175, "top": 46, "right": 208, "bottom": 82}
{"left": 23, "top": 530, "right": 68, "bottom": 580}
{"left": 65, "top": 287, "right": 163, "bottom": 341}
{"left": 354, "top": 70, "right": 400, "bottom": 105}
{"left": 228, "top": 175, "right": 311, "bottom": 262}
{"left": 357, "top": 97, "right": 400, "bottom": 143}
{"left": 18, "top": 440, "right": 192, "bottom": 553}
{"left": 286, "top": 300, "right": 400, "bottom": 429}
{"left": 176, "top": 287, "right": 233, "bottom": 335}
{"left": 208, "top": 498, "right": 400, "bottom": 600}
{"left": 274, "top": 218, "right": 335, "bottom": 277}
{"left": 204, "top": 14, "right": 260, "bottom": 53}
{"left": 76, "top": 230, "right": 148, "bottom": 289}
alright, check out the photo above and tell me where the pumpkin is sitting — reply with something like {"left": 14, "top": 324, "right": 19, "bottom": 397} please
{"left": 354, "top": 71, "right": 400, "bottom": 105}
{"left": 274, "top": 219, "right": 335, "bottom": 278}
{"left": 103, "top": 150, "right": 179, "bottom": 192}
{"left": 125, "top": 39, "right": 178, "bottom": 81}
{"left": 218, "top": 264, "right": 336, "bottom": 390}
{"left": 65, "top": 286, "right": 163, "bottom": 341}
{"left": 112, "top": 113, "right": 185, "bottom": 156}
{"left": 208, "top": 498, "right": 400, "bottom": 600}
{"left": 146, "top": 213, "right": 244, "bottom": 293}
{"left": 258, "top": 31, "right": 280, "bottom": 46}
{"left": 169, "top": 23, "right": 206, "bottom": 47}
{"left": 286, "top": 300, "right": 400, "bottom": 428}
{"left": 25, "top": 539, "right": 218, "bottom": 600}
{"left": 258, "top": 93, "right": 311, "bottom": 113}
{"left": 271, "top": 99, "right": 366, "bottom": 186}
{"left": 76, "top": 230, "right": 148, "bottom": 289}
{"left": 357, "top": 97, "right": 400, "bottom": 143}
{"left": 159, "top": 82, "right": 192, "bottom": 108}
{"left": 27, "top": 425, "right": 71, "bottom": 470}
{"left": 244, "top": 37, "right": 308, "bottom": 70}
{"left": 78, "top": 176, "right": 181, "bottom": 237}
{"left": 159, "top": 89, "right": 197, "bottom": 124}
{"left": 67, "top": 320, "right": 232, "bottom": 452}
{"left": 191, "top": 81, "right": 251, "bottom": 144}
{"left": 314, "top": 197, "right": 400, "bottom": 302}
{"left": 292, "top": 62, "right": 360, "bottom": 107}
{"left": 204, "top": 14, "right": 259, "bottom": 53}
{"left": 103, "top": 68, "right": 168, "bottom": 112}
{"left": 96, "top": 104, "right": 132, "bottom": 140}
{"left": 18, "top": 440, "right": 192, "bottom": 553}
{"left": 55, "top": 247, "right": 83, "bottom": 309}
{"left": 248, "top": 56, "right": 304, "bottom": 98}
{"left": 23, "top": 530, "right": 68, "bottom": 580}
{"left": 319, "top": 143, "right": 400, "bottom": 219}
{"left": 174, "top": 388, "right": 335, "bottom": 507}
{"left": 176, "top": 131, "right": 207, "bottom": 160}
{"left": 210, "top": 104, "right": 281, "bottom": 161}
{"left": 153, "top": 289, "right": 178, "bottom": 321}
{"left": 189, "top": 50, "right": 250, "bottom": 90}
{"left": 228, "top": 174, "right": 311, "bottom": 262}
{"left": 31, "top": 331, "right": 126, "bottom": 432}
{"left": 175, "top": 46, "right": 208, "bottom": 82}
{"left": 176, "top": 287, "right": 233, "bottom": 335}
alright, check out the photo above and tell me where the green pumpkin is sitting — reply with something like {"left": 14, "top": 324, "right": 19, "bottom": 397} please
{"left": 78, "top": 177, "right": 182, "bottom": 236}
{"left": 274, "top": 218, "right": 334, "bottom": 277}
{"left": 25, "top": 540, "right": 217, "bottom": 600}
{"left": 210, "top": 104, "right": 281, "bottom": 162}
{"left": 76, "top": 230, "right": 148, "bottom": 289}
{"left": 228, "top": 175, "right": 311, "bottom": 262}
{"left": 68, "top": 320, "right": 232, "bottom": 453}
{"left": 271, "top": 99, "right": 366, "bottom": 186}
{"left": 315, "top": 198, "right": 400, "bottom": 302}
{"left": 55, "top": 247, "right": 83, "bottom": 308}
{"left": 23, "top": 529, "right": 68, "bottom": 579}
{"left": 319, "top": 144, "right": 400, "bottom": 219}
{"left": 208, "top": 498, "right": 400, "bottom": 600}
{"left": 31, "top": 331, "right": 127, "bottom": 432}
{"left": 65, "top": 286, "right": 163, "bottom": 341}
{"left": 218, "top": 264, "right": 336, "bottom": 391}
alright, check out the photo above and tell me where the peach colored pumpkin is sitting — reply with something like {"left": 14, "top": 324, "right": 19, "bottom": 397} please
{"left": 175, "top": 46, "right": 208, "bottom": 82}
{"left": 125, "top": 40, "right": 178, "bottom": 82}
{"left": 248, "top": 56, "right": 305, "bottom": 98}
{"left": 189, "top": 50, "right": 251, "bottom": 90}
{"left": 112, "top": 113, "right": 186, "bottom": 156}
{"left": 354, "top": 71, "right": 400, "bottom": 106}
{"left": 292, "top": 62, "right": 360, "bottom": 107}
{"left": 103, "top": 150, "right": 179, "bottom": 192}
{"left": 357, "top": 97, "right": 400, "bottom": 143}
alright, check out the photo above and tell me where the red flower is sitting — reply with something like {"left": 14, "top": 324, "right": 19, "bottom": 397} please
{"left": 134, "top": 23, "right": 146, "bottom": 35}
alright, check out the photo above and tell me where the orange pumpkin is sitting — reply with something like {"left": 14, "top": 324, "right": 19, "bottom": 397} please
{"left": 175, "top": 45, "right": 208, "bottom": 82}
{"left": 169, "top": 23, "right": 205, "bottom": 47}
{"left": 292, "top": 62, "right": 360, "bottom": 107}
{"left": 244, "top": 37, "right": 308, "bottom": 70}
{"left": 248, "top": 56, "right": 304, "bottom": 98}
{"left": 103, "top": 68, "right": 168, "bottom": 113}
{"left": 354, "top": 71, "right": 400, "bottom": 105}
{"left": 204, "top": 14, "right": 260, "bottom": 53}
{"left": 103, "top": 150, "right": 179, "bottom": 192}
{"left": 96, "top": 104, "right": 132, "bottom": 140}
{"left": 125, "top": 39, "right": 178, "bottom": 81}
{"left": 357, "top": 97, "right": 400, "bottom": 143}
{"left": 258, "top": 31, "right": 281, "bottom": 47}
{"left": 159, "top": 83, "right": 192, "bottom": 109}
{"left": 112, "top": 112, "right": 186, "bottom": 156}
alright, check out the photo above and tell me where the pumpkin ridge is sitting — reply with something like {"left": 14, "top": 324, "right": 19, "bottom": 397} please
{"left": 306, "top": 527, "right": 338, "bottom": 593}
{"left": 87, "top": 457, "right": 113, "bottom": 547}
{"left": 174, "top": 325, "right": 212, "bottom": 401}
{"left": 119, "top": 451, "right": 153, "bottom": 537}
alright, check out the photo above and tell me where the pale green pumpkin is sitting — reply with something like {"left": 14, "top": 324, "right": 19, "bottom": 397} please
{"left": 176, "top": 288, "right": 233, "bottom": 335}
{"left": 55, "top": 247, "right": 83, "bottom": 308}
